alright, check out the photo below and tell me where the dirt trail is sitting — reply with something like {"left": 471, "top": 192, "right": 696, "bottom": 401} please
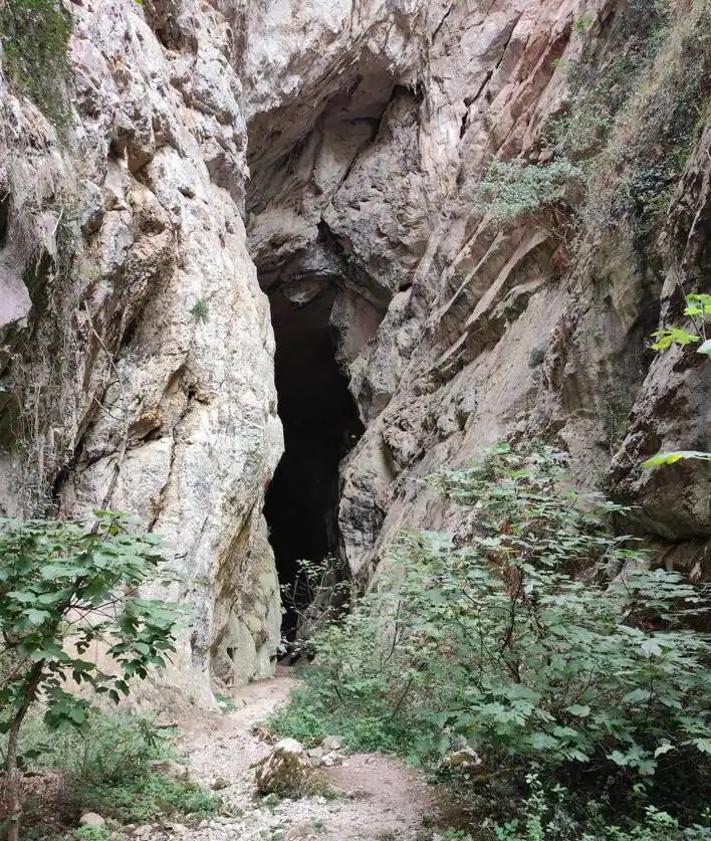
{"left": 155, "top": 669, "right": 439, "bottom": 841}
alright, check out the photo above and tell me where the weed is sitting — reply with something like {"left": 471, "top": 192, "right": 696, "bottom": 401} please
{"left": 78, "top": 773, "right": 220, "bottom": 824}
{"left": 271, "top": 444, "right": 711, "bottom": 824}
{"left": 73, "top": 828, "right": 111, "bottom": 841}
{"left": 191, "top": 298, "right": 209, "bottom": 323}
{"left": 475, "top": 159, "right": 582, "bottom": 226}
{"left": 215, "top": 692, "right": 238, "bottom": 713}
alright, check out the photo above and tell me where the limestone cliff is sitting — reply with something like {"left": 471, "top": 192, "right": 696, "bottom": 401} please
{"left": 0, "top": 0, "right": 283, "bottom": 695}
{"left": 241, "top": 0, "right": 710, "bottom": 579}
{"left": 0, "top": 0, "right": 709, "bottom": 694}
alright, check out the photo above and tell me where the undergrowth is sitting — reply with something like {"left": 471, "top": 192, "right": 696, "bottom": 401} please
{"left": 269, "top": 443, "right": 711, "bottom": 837}
{"left": 15, "top": 709, "right": 219, "bottom": 837}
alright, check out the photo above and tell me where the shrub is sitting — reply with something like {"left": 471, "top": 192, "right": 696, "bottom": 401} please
{"left": 191, "top": 298, "right": 209, "bottom": 323}
{"left": 271, "top": 444, "right": 711, "bottom": 814}
{"left": 0, "top": 0, "right": 72, "bottom": 123}
{"left": 19, "top": 709, "right": 170, "bottom": 784}
{"left": 475, "top": 159, "right": 582, "bottom": 225}
{"left": 17, "top": 708, "right": 219, "bottom": 830}
{"left": 489, "top": 774, "right": 711, "bottom": 840}
{"left": 78, "top": 772, "right": 220, "bottom": 824}
{"left": 0, "top": 512, "right": 184, "bottom": 841}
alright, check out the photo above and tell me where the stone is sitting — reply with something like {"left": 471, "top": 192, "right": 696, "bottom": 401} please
{"left": 255, "top": 738, "right": 313, "bottom": 796}
{"left": 319, "top": 735, "right": 344, "bottom": 752}
{"left": 443, "top": 747, "right": 482, "bottom": 771}
{"left": 148, "top": 759, "right": 189, "bottom": 780}
{"left": 79, "top": 813, "right": 105, "bottom": 828}
{"left": 0, "top": 0, "right": 282, "bottom": 701}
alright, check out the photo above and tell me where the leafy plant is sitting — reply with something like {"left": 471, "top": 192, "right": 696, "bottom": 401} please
{"left": 572, "top": 13, "right": 595, "bottom": 33}
{"left": 78, "top": 771, "right": 219, "bottom": 824}
{"left": 490, "top": 773, "right": 711, "bottom": 840}
{"left": 19, "top": 708, "right": 170, "bottom": 784}
{"left": 0, "top": 0, "right": 72, "bottom": 123}
{"left": 642, "top": 450, "right": 711, "bottom": 468}
{"left": 15, "top": 707, "right": 218, "bottom": 834}
{"left": 191, "top": 298, "right": 209, "bottom": 323}
{"left": 0, "top": 513, "right": 184, "bottom": 841}
{"left": 644, "top": 292, "right": 711, "bottom": 469}
{"left": 281, "top": 556, "right": 350, "bottom": 656}
{"left": 272, "top": 445, "right": 711, "bottom": 805}
{"left": 476, "top": 159, "right": 582, "bottom": 225}
{"left": 74, "top": 827, "right": 111, "bottom": 841}
{"left": 215, "top": 691, "right": 238, "bottom": 713}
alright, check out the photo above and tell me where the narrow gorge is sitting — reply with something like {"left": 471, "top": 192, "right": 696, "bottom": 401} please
{"left": 0, "top": 0, "right": 710, "bottom": 838}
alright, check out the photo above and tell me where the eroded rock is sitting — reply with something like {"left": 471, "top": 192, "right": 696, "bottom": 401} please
{"left": 255, "top": 738, "right": 314, "bottom": 796}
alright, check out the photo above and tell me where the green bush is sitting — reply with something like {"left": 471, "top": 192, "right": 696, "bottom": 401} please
{"left": 271, "top": 444, "right": 711, "bottom": 816}
{"left": 0, "top": 0, "right": 72, "bottom": 122}
{"left": 475, "top": 159, "right": 582, "bottom": 224}
{"left": 0, "top": 512, "right": 184, "bottom": 841}
{"left": 19, "top": 709, "right": 170, "bottom": 783}
{"left": 78, "top": 772, "right": 219, "bottom": 824}
{"left": 489, "top": 774, "right": 711, "bottom": 840}
{"left": 19, "top": 708, "right": 219, "bottom": 828}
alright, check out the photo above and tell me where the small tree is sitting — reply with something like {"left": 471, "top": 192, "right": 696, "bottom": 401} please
{"left": 0, "top": 512, "right": 184, "bottom": 841}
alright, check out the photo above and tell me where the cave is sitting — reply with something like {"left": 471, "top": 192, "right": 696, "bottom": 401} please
{"left": 263, "top": 284, "right": 364, "bottom": 641}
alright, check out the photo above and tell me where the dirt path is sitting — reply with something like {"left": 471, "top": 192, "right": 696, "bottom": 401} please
{"left": 152, "top": 668, "right": 439, "bottom": 841}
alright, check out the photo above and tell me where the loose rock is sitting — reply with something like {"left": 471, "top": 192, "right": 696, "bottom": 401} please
{"left": 255, "top": 738, "right": 314, "bottom": 796}
{"left": 79, "top": 813, "right": 105, "bottom": 828}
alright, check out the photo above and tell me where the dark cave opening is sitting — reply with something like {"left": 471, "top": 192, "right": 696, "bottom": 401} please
{"left": 264, "top": 285, "right": 364, "bottom": 642}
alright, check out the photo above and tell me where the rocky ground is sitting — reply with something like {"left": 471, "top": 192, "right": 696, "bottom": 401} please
{"left": 139, "top": 669, "right": 440, "bottom": 841}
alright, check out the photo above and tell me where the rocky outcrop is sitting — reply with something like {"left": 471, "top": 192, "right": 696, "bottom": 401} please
{"left": 1, "top": 0, "right": 709, "bottom": 699}
{"left": 241, "top": 0, "right": 710, "bottom": 579}
{"left": 0, "top": 0, "right": 282, "bottom": 696}
{"left": 255, "top": 738, "right": 314, "bottom": 796}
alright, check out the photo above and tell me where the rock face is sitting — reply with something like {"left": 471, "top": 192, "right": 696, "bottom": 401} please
{"left": 1, "top": 0, "right": 709, "bottom": 698}
{"left": 0, "top": 0, "right": 282, "bottom": 695}
{"left": 241, "top": 0, "right": 711, "bottom": 578}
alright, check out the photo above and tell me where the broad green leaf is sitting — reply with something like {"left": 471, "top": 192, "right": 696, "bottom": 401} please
{"left": 565, "top": 704, "right": 591, "bottom": 718}
{"left": 650, "top": 327, "right": 700, "bottom": 350}
{"left": 640, "top": 638, "right": 662, "bottom": 658}
{"left": 642, "top": 450, "right": 711, "bottom": 468}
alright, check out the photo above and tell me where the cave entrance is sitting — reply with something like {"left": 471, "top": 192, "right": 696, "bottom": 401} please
{"left": 264, "top": 284, "right": 363, "bottom": 643}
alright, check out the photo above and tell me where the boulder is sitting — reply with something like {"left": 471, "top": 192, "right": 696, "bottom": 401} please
{"left": 255, "top": 738, "right": 313, "bottom": 796}
{"left": 320, "top": 735, "right": 344, "bottom": 752}
{"left": 148, "top": 758, "right": 189, "bottom": 780}
{"left": 443, "top": 746, "right": 482, "bottom": 771}
{"left": 79, "top": 813, "right": 105, "bottom": 828}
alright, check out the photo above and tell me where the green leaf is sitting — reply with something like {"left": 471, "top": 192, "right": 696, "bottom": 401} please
{"left": 642, "top": 450, "right": 711, "bottom": 468}
{"left": 24, "top": 608, "right": 51, "bottom": 625}
{"left": 654, "top": 742, "right": 675, "bottom": 758}
{"left": 692, "top": 737, "right": 711, "bottom": 755}
{"left": 565, "top": 704, "right": 591, "bottom": 718}
{"left": 640, "top": 639, "right": 662, "bottom": 658}
{"left": 697, "top": 339, "right": 711, "bottom": 356}
{"left": 650, "top": 327, "right": 700, "bottom": 350}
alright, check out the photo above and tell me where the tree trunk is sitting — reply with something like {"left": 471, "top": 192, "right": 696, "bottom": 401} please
{"left": 5, "top": 715, "right": 22, "bottom": 841}
{"left": 3, "top": 662, "right": 43, "bottom": 841}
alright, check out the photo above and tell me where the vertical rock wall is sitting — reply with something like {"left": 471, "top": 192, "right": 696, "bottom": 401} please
{"left": 0, "top": 0, "right": 282, "bottom": 696}
{"left": 241, "top": 0, "right": 710, "bottom": 579}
